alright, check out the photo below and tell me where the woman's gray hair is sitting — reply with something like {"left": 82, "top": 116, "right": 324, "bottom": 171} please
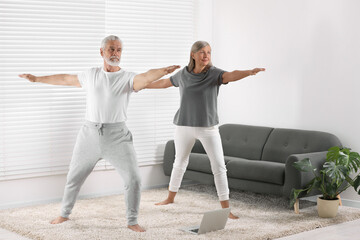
{"left": 187, "top": 40, "right": 213, "bottom": 72}
{"left": 101, "top": 35, "right": 123, "bottom": 49}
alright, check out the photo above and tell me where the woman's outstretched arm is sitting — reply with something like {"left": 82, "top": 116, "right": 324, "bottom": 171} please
{"left": 222, "top": 68, "right": 265, "bottom": 84}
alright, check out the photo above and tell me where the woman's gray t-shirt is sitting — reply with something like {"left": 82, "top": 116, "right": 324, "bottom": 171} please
{"left": 170, "top": 66, "right": 226, "bottom": 127}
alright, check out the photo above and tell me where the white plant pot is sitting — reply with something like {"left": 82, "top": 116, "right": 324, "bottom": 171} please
{"left": 317, "top": 197, "right": 340, "bottom": 218}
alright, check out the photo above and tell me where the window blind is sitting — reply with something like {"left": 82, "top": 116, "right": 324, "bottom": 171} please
{"left": 105, "top": 0, "right": 195, "bottom": 168}
{"left": 0, "top": 0, "right": 195, "bottom": 180}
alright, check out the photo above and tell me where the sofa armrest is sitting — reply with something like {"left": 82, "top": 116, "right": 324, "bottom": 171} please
{"left": 283, "top": 151, "right": 327, "bottom": 198}
{"left": 163, "top": 140, "right": 175, "bottom": 176}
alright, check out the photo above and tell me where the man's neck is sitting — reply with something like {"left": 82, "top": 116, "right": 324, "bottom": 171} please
{"left": 103, "top": 64, "right": 121, "bottom": 72}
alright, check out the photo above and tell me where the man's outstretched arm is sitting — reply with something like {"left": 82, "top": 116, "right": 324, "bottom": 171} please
{"left": 145, "top": 78, "right": 173, "bottom": 89}
{"left": 19, "top": 74, "right": 81, "bottom": 87}
{"left": 133, "top": 65, "right": 180, "bottom": 91}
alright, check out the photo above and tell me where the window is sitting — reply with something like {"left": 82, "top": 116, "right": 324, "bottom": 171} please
{"left": 0, "top": 0, "right": 196, "bottom": 180}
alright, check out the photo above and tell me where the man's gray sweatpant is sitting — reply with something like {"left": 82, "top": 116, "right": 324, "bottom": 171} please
{"left": 60, "top": 121, "right": 141, "bottom": 226}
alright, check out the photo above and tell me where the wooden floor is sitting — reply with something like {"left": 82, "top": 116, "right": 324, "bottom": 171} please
{"left": 0, "top": 228, "right": 32, "bottom": 240}
{"left": 276, "top": 218, "right": 360, "bottom": 240}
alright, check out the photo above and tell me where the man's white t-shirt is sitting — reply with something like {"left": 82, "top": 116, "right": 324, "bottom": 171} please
{"left": 77, "top": 67, "right": 137, "bottom": 123}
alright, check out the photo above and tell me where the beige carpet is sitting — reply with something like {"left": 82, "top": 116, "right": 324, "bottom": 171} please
{"left": 1, "top": 184, "right": 360, "bottom": 240}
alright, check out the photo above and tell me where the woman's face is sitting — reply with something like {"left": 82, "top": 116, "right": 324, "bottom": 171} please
{"left": 192, "top": 45, "right": 211, "bottom": 68}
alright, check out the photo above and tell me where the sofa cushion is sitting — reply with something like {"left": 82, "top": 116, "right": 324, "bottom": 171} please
{"left": 226, "top": 157, "right": 285, "bottom": 185}
{"left": 187, "top": 153, "right": 229, "bottom": 174}
{"left": 261, "top": 128, "right": 342, "bottom": 163}
{"left": 219, "top": 124, "right": 273, "bottom": 160}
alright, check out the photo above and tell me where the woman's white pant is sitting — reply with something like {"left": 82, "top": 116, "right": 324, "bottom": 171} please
{"left": 169, "top": 126, "right": 229, "bottom": 201}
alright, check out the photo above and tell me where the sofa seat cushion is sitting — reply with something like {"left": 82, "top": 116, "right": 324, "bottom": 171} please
{"left": 226, "top": 157, "right": 285, "bottom": 185}
{"left": 187, "top": 153, "right": 230, "bottom": 174}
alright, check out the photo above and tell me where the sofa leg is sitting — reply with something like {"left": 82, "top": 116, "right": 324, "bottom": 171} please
{"left": 294, "top": 198, "right": 300, "bottom": 214}
{"left": 337, "top": 194, "right": 342, "bottom": 206}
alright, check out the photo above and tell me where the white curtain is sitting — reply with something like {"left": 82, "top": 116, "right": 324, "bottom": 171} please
{"left": 0, "top": 0, "right": 195, "bottom": 180}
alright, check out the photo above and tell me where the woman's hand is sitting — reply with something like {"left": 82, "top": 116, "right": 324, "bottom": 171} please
{"left": 222, "top": 68, "right": 265, "bottom": 83}
{"left": 249, "top": 68, "right": 266, "bottom": 75}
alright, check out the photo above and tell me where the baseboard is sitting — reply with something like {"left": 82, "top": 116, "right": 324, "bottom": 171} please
{"left": 302, "top": 195, "right": 360, "bottom": 209}
{"left": 0, "top": 197, "right": 63, "bottom": 210}
{"left": 341, "top": 199, "right": 360, "bottom": 208}
{"left": 0, "top": 180, "right": 197, "bottom": 210}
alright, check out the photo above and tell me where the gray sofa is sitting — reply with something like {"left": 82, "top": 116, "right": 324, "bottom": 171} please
{"left": 163, "top": 124, "right": 342, "bottom": 203}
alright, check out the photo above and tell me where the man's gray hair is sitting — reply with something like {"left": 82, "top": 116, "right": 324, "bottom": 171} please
{"left": 187, "top": 40, "right": 213, "bottom": 72}
{"left": 101, "top": 35, "right": 123, "bottom": 49}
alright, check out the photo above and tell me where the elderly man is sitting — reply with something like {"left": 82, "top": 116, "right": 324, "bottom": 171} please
{"left": 19, "top": 35, "right": 179, "bottom": 232}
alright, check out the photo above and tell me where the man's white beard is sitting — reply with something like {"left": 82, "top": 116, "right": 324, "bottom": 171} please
{"left": 104, "top": 56, "right": 120, "bottom": 66}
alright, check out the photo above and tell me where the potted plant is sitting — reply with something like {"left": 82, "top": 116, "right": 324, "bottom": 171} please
{"left": 290, "top": 146, "right": 360, "bottom": 218}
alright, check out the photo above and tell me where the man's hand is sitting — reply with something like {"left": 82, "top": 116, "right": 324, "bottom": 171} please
{"left": 19, "top": 74, "right": 37, "bottom": 82}
{"left": 133, "top": 65, "right": 180, "bottom": 91}
{"left": 164, "top": 65, "right": 181, "bottom": 74}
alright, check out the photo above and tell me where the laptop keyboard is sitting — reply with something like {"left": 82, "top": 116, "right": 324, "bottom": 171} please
{"left": 190, "top": 228, "right": 199, "bottom": 233}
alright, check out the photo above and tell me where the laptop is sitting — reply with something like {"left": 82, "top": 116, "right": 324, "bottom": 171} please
{"left": 180, "top": 208, "right": 231, "bottom": 235}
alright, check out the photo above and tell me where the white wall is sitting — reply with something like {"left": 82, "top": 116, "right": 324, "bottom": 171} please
{"left": 213, "top": 0, "right": 360, "bottom": 201}
{"left": 0, "top": 165, "right": 170, "bottom": 209}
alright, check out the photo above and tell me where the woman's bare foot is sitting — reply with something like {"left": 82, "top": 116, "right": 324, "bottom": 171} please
{"left": 50, "top": 216, "right": 69, "bottom": 224}
{"left": 155, "top": 191, "right": 177, "bottom": 205}
{"left": 155, "top": 198, "right": 174, "bottom": 205}
{"left": 128, "top": 224, "right": 146, "bottom": 232}
{"left": 229, "top": 212, "right": 239, "bottom": 219}
{"left": 220, "top": 200, "right": 239, "bottom": 219}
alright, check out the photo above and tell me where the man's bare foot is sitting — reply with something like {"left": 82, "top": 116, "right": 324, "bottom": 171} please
{"left": 128, "top": 224, "right": 145, "bottom": 232}
{"left": 229, "top": 212, "right": 239, "bottom": 219}
{"left": 50, "top": 216, "right": 69, "bottom": 224}
{"left": 155, "top": 198, "right": 174, "bottom": 205}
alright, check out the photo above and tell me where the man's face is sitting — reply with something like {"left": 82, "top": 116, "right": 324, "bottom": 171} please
{"left": 101, "top": 40, "right": 122, "bottom": 66}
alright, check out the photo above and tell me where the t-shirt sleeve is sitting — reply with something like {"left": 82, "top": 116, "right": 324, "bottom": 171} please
{"left": 77, "top": 68, "right": 95, "bottom": 90}
{"left": 128, "top": 72, "right": 137, "bottom": 92}
{"left": 169, "top": 68, "right": 183, "bottom": 87}
{"left": 211, "top": 67, "right": 227, "bottom": 85}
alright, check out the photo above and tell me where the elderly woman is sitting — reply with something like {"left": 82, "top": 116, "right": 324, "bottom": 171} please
{"left": 146, "top": 41, "right": 265, "bottom": 219}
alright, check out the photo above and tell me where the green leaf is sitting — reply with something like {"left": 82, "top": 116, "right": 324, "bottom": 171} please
{"left": 327, "top": 147, "right": 351, "bottom": 166}
{"left": 327, "top": 146, "right": 341, "bottom": 162}
{"left": 325, "top": 182, "right": 338, "bottom": 199}
{"left": 293, "top": 158, "right": 316, "bottom": 172}
{"left": 290, "top": 188, "right": 306, "bottom": 207}
{"left": 312, "top": 178, "right": 322, "bottom": 190}
{"left": 323, "top": 161, "right": 348, "bottom": 182}
{"left": 349, "top": 152, "right": 360, "bottom": 172}
{"left": 353, "top": 176, "right": 360, "bottom": 192}
{"left": 341, "top": 148, "right": 351, "bottom": 156}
